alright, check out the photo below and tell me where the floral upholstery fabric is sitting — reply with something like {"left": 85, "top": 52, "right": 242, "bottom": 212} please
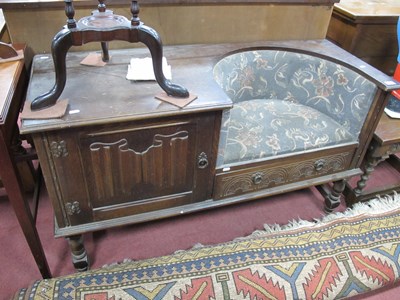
{"left": 214, "top": 50, "right": 378, "bottom": 167}
{"left": 218, "top": 99, "right": 354, "bottom": 165}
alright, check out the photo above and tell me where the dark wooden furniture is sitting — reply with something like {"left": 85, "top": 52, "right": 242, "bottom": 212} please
{"left": 327, "top": 0, "right": 400, "bottom": 75}
{"left": 30, "top": 0, "right": 188, "bottom": 111}
{"left": 0, "top": 44, "right": 51, "bottom": 278}
{"left": 345, "top": 112, "right": 400, "bottom": 205}
{"left": 22, "top": 43, "right": 231, "bottom": 271}
{"left": 21, "top": 40, "right": 399, "bottom": 271}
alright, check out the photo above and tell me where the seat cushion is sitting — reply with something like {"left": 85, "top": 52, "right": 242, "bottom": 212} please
{"left": 217, "top": 99, "right": 355, "bottom": 166}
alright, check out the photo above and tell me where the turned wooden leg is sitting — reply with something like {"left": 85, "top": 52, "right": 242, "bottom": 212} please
{"left": 353, "top": 156, "right": 384, "bottom": 198}
{"left": 67, "top": 235, "right": 89, "bottom": 272}
{"left": 324, "top": 179, "right": 346, "bottom": 213}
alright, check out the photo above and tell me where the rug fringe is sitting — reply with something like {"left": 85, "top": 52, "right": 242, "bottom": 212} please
{"left": 102, "top": 258, "right": 133, "bottom": 268}
{"left": 322, "top": 192, "right": 400, "bottom": 222}
{"left": 237, "top": 192, "right": 400, "bottom": 240}
{"left": 111, "top": 193, "right": 400, "bottom": 259}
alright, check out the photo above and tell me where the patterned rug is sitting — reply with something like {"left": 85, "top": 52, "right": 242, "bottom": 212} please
{"left": 14, "top": 195, "right": 400, "bottom": 300}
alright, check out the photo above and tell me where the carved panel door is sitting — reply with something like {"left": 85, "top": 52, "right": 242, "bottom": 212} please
{"left": 35, "top": 112, "right": 219, "bottom": 230}
{"left": 79, "top": 119, "right": 199, "bottom": 221}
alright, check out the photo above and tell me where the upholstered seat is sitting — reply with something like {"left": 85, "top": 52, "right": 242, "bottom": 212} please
{"left": 214, "top": 49, "right": 378, "bottom": 167}
{"left": 218, "top": 99, "right": 354, "bottom": 165}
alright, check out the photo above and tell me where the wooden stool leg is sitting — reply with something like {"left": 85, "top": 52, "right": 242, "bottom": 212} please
{"left": 67, "top": 234, "right": 89, "bottom": 272}
{"left": 30, "top": 29, "right": 73, "bottom": 110}
{"left": 100, "top": 42, "right": 109, "bottom": 62}
{"left": 138, "top": 26, "right": 189, "bottom": 98}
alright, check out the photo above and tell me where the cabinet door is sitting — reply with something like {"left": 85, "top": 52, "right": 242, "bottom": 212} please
{"left": 80, "top": 121, "right": 198, "bottom": 220}
{"left": 43, "top": 112, "right": 219, "bottom": 225}
{"left": 36, "top": 113, "right": 218, "bottom": 228}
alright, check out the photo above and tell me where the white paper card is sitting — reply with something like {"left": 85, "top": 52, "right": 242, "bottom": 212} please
{"left": 384, "top": 107, "right": 400, "bottom": 119}
{"left": 126, "top": 57, "right": 172, "bottom": 81}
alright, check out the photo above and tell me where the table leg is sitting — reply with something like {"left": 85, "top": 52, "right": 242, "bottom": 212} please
{"left": 353, "top": 155, "right": 384, "bottom": 198}
{"left": 0, "top": 133, "right": 51, "bottom": 278}
{"left": 344, "top": 142, "right": 389, "bottom": 205}
{"left": 67, "top": 234, "right": 89, "bottom": 272}
{"left": 324, "top": 179, "right": 346, "bottom": 213}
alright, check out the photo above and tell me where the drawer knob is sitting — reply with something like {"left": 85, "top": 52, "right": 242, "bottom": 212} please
{"left": 197, "top": 152, "right": 209, "bottom": 169}
{"left": 252, "top": 172, "right": 263, "bottom": 185}
{"left": 314, "top": 159, "right": 326, "bottom": 171}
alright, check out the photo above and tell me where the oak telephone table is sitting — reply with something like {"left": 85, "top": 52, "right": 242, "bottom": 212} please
{"left": 21, "top": 39, "right": 400, "bottom": 271}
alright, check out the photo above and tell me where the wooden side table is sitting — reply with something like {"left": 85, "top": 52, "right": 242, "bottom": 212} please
{"left": 0, "top": 44, "right": 51, "bottom": 278}
{"left": 345, "top": 111, "right": 400, "bottom": 205}
{"left": 327, "top": 0, "right": 400, "bottom": 75}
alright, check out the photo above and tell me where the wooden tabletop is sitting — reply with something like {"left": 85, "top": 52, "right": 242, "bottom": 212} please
{"left": 374, "top": 112, "right": 400, "bottom": 145}
{"left": 21, "top": 43, "right": 233, "bottom": 134}
{"left": 334, "top": 0, "right": 400, "bottom": 23}
{"left": 0, "top": 44, "right": 25, "bottom": 126}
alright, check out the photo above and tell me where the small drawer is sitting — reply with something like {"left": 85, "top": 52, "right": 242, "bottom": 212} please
{"left": 213, "top": 151, "right": 353, "bottom": 199}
